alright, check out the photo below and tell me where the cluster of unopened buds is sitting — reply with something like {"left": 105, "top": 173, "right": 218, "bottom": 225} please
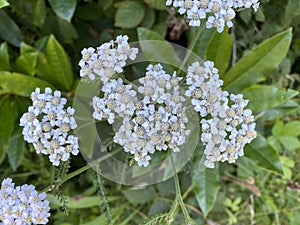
{"left": 166, "top": 0, "right": 260, "bottom": 32}
{"left": 185, "top": 61, "right": 257, "bottom": 168}
{"left": 20, "top": 87, "right": 79, "bottom": 166}
{"left": 0, "top": 178, "right": 50, "bottom": 224}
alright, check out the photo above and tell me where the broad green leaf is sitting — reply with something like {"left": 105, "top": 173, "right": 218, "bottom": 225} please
{"left": 33, "top": 0, "right": 46, "bottom": 27}
{"left": 267, "top": 136, "right": 281, "bottom": 153}
{"left": 123, "top": 187, "right": 156, "bottom": 204}
{"left": 15, "top": 43, "right": 38, "bottom": 76}
{"left": 0, "top": 42, "right": 9, "bottom": 70}
{"left": 57, "top": 17, "right": 78, "bottom": 45}
{"left": 101, "top": 0, "right": 113, "bottom": 11}
{"left": 7, "top": 132, "right": 25, "bottom": 171}
{"left": 115, "top": 1, "right": 146, "bottom": 28}
{"left": 20, "top": 42, "right": 37, "bottom": 55}
{"left": 244, "top": 133, "right": 283, "bottom": 174}
{"left": 76, "top": 2, "right": 103, "bottom": 22}
{"left": 0, "top": 0, "right": 9, "bottom": 8}
{"left": 282, "top": 121, "right": 300, "bottom": 137}
{"left": 48, "top": 0, "right": 76, "bottom": 22}
{"left": 271, "top": 121, "right": 284, "bottom": 137}
{"left": 47, "top": 194, "right": 120, "bottom": 209}
{"left": 137, "top": 27, "right": 181, "bottom": 66}
{"left": 0, "top": 96, "right": 15, "bottom": 155}
{"left": 82, "top": 207, "right": 124, "bottom": 225}
{"left": 260, "top": 100, "right": 300, "bottom": 121}
{"left": 36, "top": 35, "right": 73, "bottom": 90}
{"left": 286, "top": 0, "right": 300, "bottom": 18}
{"left": 223, "top": 28, "right": 292, "bottom": 93}
{"left": 0, "top": 72, "right": 54, "bottom": 97}
{"left": 0, "top": 10, "right": 23, "bottom": 47}
{"left": 191, "top": 28, "right": 215, "bottom": 57}
{"left": 0, "top": 96, "right": 14, "bottom": 141}
{"left": 192, "top": 163, "right": 219, "bottom": 216}
{"left": 279, "top": 136, "right": 300, "bottom": 151}
{"left": 141, "top": 7, "right": 155, "bottom": 28}
{"left": 15, "top": 52, "right": 38, "bottom": 76}
{"left": 242, "top": 85, "right": 299, "bottom": 111}
{"left": 144, "top": 0, "right": 166, "bottom": 10}
{"left": 152, "top": 22, "right": 168, "bottom": 38}
{"left": 73, "top": 79, "right": 100, "bottom": 159}
{"left": 206, "top": 28, "right": 233, "bottom": 76}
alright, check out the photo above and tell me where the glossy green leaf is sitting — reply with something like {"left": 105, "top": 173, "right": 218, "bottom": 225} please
{"left": 57, "top": 17, "right": 78, "bottom": 45}
{"left": 0, "top": 0, "right": 9, "bottom": 8}
{"left": 242, "top": 85, "right": 299, "bottom": 111}
{"left": 48, "top": 0, "right": 76, "bottom": 22}
{"left": 137, "top": 27, "right": 181, "bottom": 66}
{"left": 279, "top": 136, "right": 300, "bottom": 151}
{"left": 192, "top": 164, "right": 219, "bottom": 216}
{"left": 206, "top": 28, "right": 233, "bottom": 76}
{"left": 244, "top": 133, "right": 283, "bottom": 174}
{"left": 0, "top": 42, "right": 9, "bottom": 70}
{"left": 224, "top": 28, "right": 292, "bottom": 93}
{"left": 33, "top": 0, "right": 46, "bottom": 27}
{"left": 7, "top": 132, "right": 25, "bottom": 171}
{"left": 36, "top": 35, "right": 73, "bottom": 90}
{"left": 0, "top": 10, "right": 23, "bottom": 47}
{"left": 20, "top": 42, "right": 37, "bottom": 55}
{"left": 144, "top": 0, "right": 166, "bottom": 10}
{"left": 0, "top": 72, "right": 54, "bottom": 97}
{"left": 115, "top": 1, "right": 146, "bottom": 28}
{"left": 15, "top": 52, "right": 38, "bottom": 76}
{"left": 0, "top": 96, "right": 15, "bottom": 157}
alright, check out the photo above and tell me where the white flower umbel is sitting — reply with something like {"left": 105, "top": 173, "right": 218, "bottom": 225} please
{"left": 93, "top": 78, "right": 137, "bottom": 124}
{"left": 166, "top": 0, "right": 260, "bottom": 32}
{"left": 185, "top": 61, "right": 257, "bottom": 168}
{"left": 0, "top": 178, "right": 50, "bottom": 225}
{"left": 113, "top": 64, "right": 190, "bottom": 167}
{"left": 79, "top": 35, "right": 138, "bottom": 83}
{"left": 20, "top": 87, "right": 79, "bottom": 166}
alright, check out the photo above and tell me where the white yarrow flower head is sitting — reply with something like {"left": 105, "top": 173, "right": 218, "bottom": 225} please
{"left": 79, "top": 35, "right": 138, "bottom": 83}
{"left": 20, "top": 87, "right": 79, "bottom": 166}
{"left": 185, "top": 61, "right": 257, "bottom": 168}
{"left": 0, "top": 178, "right": 50, "bottom": 224}
{"left": 166, "top": 0, "right": 261, "bottom": 32}
{"left": 93, "top": 64, "right": 190, "bottom": 167}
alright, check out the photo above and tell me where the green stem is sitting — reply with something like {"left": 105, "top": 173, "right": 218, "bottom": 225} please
{"left": 42, "top": 148, "right": 122, "bottom": 192}
{"left": 168, "top": 156, "right": 197, "bottom": 225}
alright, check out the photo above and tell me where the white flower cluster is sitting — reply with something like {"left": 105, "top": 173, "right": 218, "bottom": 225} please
{"left": 0, "top": 178, "right": 50, "bottom": 225}
{"left": 185, "top": 61, "right": 257, "bottom": 168}
{"left": 20, "top": 87, "right": 79, "bottom": 166}
{"left": 79, "top": 35, "right": 138, "bottom": 83}
{"left": 93, "top": 78, "right": 137, "bottom": 124}
{"left": 166, "top": 0, "right": 260, "bottom": 32}
{"left": 93, "top": 64, "right": 190, "bottom": 167}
